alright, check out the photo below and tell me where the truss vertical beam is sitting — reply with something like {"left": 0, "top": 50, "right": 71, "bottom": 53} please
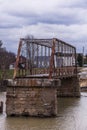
{"left": 49, "top": 38, "right": 56, "bottom": 79}
{"left": 13, "top": 40, "right": 22, "bottom": 79}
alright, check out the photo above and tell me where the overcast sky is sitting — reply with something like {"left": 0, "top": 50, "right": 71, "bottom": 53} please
{"left": 0, "top": 0, "right": 87, "bottom": 53}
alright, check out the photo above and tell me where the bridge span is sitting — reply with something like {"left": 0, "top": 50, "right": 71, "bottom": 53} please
{"left": 13, "top": 38, "right": 77, "bottom": 79}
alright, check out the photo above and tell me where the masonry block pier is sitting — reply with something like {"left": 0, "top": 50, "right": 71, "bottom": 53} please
{"left": 6, "top": 78, "right": 60, "bottom": 117}
{"left": 57, "top": 76, "right": 80, "bottom": 97}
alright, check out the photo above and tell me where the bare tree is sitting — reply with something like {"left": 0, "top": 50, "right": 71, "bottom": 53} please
{"left": 0, "top": 41, "right": 16, "bottom": 69}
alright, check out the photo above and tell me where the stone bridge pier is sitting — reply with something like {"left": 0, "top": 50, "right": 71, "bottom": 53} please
{"left": 57, "top": 76, "right": 80, "bottom": 97}
{"left": 6, "top": 78, "right": 61, "bottom": 117}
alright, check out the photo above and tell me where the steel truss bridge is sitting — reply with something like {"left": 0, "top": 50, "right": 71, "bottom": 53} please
{"left": 13, "top": 38, "right": 77, "bottom": 79}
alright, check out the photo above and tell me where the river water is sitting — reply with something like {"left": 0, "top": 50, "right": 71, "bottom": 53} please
{"left": 0, "top": 92, "right": 87, "bottom": 130}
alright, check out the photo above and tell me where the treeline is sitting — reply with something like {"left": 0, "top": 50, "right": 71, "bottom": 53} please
{"left": 77, "top": 53, "right": 87, "bottom": 67}
{"left": 0, "top": 40, "right": 15, "bottom": 69}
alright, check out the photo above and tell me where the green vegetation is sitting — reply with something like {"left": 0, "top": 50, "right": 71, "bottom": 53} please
{"left": 0, "top": 69, "right": 14, "bottom": 79}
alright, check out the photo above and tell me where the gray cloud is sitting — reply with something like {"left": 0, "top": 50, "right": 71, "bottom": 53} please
{"left": 6, "top": 7, "right": 86, "bottom": 26}
{"left": 0, "top": 24, "right": 22, "bottom": 29}
{"left": 0, "top": 0, "right": 87, "bottom": 53}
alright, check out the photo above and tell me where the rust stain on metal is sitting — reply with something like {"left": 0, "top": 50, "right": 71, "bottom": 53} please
{"left": 13, "top": 40, "right": 22, "bottom": 79}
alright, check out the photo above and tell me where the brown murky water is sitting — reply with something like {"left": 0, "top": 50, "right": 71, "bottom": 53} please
{"left": 0, "top": 92, "right": 87, "bottom": 130}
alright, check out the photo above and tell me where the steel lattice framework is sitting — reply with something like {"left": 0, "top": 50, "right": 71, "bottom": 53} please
{"left": 13, "top": 38, "right": 77, "bottom": 79}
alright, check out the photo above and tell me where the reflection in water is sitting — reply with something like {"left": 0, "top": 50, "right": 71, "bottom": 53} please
{"left": 0, "top": 92, "right": 87, "bottom": 130}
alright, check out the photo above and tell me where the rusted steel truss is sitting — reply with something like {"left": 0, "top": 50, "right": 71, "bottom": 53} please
{"left": 13, "top": 38, "right": 77, "bottom": 79}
